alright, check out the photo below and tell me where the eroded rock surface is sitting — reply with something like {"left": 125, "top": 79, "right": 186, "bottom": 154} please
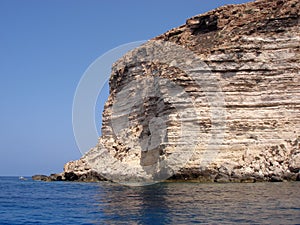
{"left": 43, "top": 0, "right": 299, "bottom": 183}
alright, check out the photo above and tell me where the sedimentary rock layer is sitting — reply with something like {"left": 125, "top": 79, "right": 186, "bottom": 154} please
{"left": 50, "top": 0, "right": 300, "bottom": 183}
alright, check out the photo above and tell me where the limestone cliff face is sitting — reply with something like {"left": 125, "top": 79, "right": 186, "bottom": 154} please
{"left": 65, "top": 0, "right": 300, "bottom": 183}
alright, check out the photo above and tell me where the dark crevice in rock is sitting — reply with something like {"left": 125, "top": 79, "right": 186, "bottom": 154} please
{"left": 187, "top": 15, "right": 219, "bottom": 35}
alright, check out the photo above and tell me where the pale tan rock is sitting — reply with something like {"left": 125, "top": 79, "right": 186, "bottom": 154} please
{"left": 289, "top": 153, "right": 300, "bottom": 172}
{"left": 64, "top": 158, "right": 91, "bottom": 175}
{"left": 65, "top": 0, "right": 299, "bottom": 183}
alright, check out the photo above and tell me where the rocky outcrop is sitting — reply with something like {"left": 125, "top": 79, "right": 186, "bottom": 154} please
{"left": 39, "top": 0, "right": 300, "bottom": 183}
{"left": 32, "top": 171, "right": 107, "bottom": 182}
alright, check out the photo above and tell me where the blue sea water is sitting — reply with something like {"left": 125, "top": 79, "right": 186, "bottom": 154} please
{"left": 0, "top": 177, "right": 299, "bottom": 224}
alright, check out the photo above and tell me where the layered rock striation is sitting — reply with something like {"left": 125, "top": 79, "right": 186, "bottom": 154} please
{"left": 36, "top": 0, "right": 300, "bottom": 183}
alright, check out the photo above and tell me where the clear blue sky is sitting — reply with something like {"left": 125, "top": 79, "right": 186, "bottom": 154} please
{"left": 0, "top": 0, "right": 252, "bottom": 176}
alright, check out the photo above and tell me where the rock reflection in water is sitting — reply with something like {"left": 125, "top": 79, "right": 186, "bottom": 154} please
{"left": 90, "top": 182, "right": 300, "bottom": 224}
{"left": 92, "top": 183, "right": 171, "bottom": 224}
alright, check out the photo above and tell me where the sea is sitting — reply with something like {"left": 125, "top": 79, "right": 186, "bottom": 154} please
{"left": 0, "top": 177, "right": 299, "bottom": 224}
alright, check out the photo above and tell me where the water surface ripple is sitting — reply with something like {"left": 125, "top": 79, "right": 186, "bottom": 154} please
{"left": 0, "top": 177, "right": 299, "bottom": 224}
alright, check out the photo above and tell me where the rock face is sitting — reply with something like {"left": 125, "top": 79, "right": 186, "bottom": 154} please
{"left": 56, "top": 0, "right": 300, "bottom": 183}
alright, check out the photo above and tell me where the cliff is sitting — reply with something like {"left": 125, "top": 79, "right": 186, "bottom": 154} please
{"left": 36, "top": 0, "right": 300, "bottom": 183}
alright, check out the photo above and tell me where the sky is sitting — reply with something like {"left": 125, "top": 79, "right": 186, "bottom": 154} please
{"left": 0, "top": 0, "right": 252, "bottom": 176}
